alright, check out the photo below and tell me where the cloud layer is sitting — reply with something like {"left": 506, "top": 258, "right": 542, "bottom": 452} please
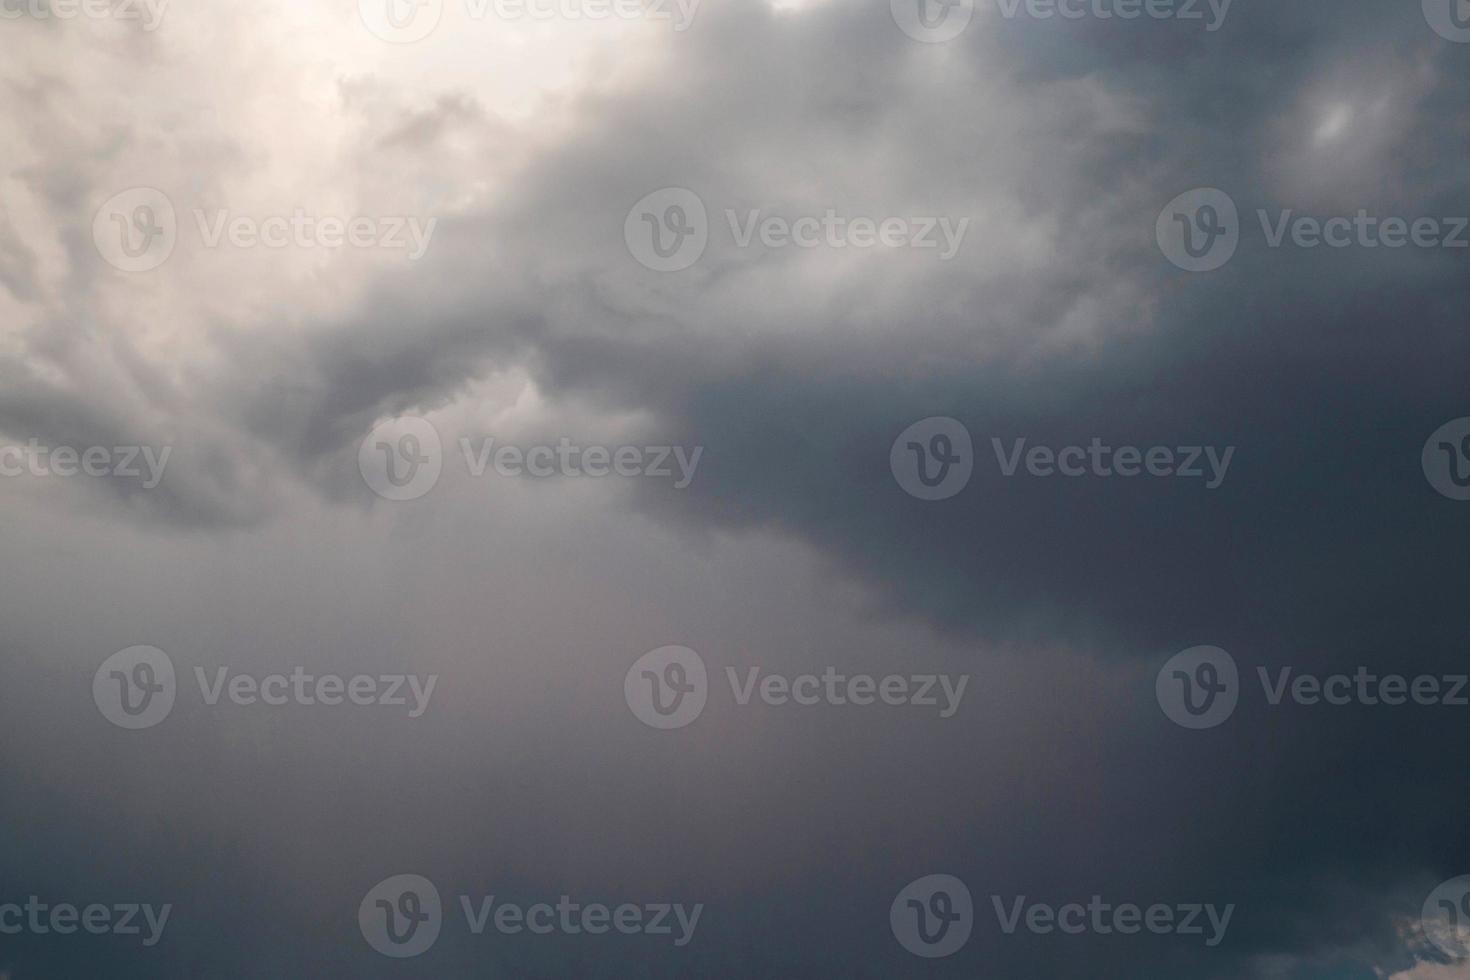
{"left": 1, "top": 0, "right": 1469, "bottom": 976}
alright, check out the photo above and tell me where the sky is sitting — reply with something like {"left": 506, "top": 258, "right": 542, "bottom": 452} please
{"left": 2, "top": 0, "right": 1470, "bottom": 976}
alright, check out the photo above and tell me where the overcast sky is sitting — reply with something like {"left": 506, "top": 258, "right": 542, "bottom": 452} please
{"left": 2, "top": 0, "right": 1470, "bottom": 977}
